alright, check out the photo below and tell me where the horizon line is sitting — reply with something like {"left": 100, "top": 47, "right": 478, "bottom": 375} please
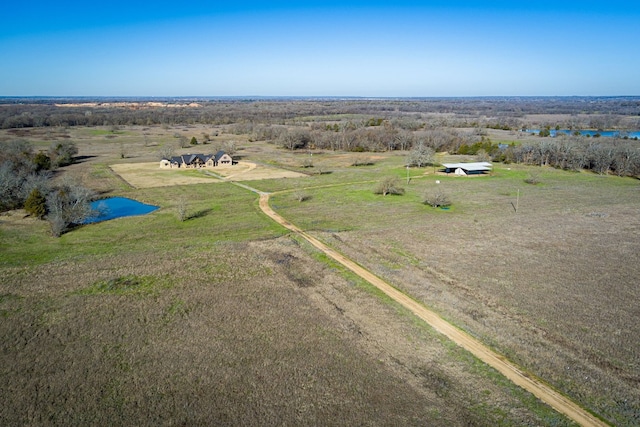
{"left": 2, "top": 95, "right": 640, "bottom": 101}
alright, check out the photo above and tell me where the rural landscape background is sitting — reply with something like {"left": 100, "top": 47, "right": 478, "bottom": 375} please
{"left": 2, "top": 0, "right": 640, "bottom": 426}
{"left": 1, "top": 96, "right": 639, "bottom": 426}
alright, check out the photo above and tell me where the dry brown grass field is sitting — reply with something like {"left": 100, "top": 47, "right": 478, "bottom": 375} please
{"left": 1, "top": 123, "right": 638, "bottom": 425}
{"left": 269, "top": 165, "right": 640, "bottom": 426}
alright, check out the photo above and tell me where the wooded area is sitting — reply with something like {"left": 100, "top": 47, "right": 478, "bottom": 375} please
{"left": 3, "top": 97, "right": 639, "bottom": 177}
{"left": 2, "top": 96, "right": 639, "bottom": 128}
{"left": 2, "top": 97, "right": 640, "bottom": 235}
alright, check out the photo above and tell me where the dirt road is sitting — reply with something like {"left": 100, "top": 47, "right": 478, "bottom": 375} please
{"left": 258, "top": 193, "right": 609, "bottom": 427}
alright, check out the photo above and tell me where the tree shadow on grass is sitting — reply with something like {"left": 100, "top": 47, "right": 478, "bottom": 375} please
{"left": 187, "top": 208, "right": 213, "bottom": 220}
{"left": 74, "top": 155, "right": 97, "bottom": 163}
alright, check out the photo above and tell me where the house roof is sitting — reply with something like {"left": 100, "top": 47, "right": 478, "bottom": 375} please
{"left": 162, "top": 152, "right": 230, "bottom": 165}
{"left": 213, "top": 150, "right": 229, "bottom": 162}
{"left": 166, "top": 154, "right": 211, "bottom": 164}
{"left": 441, "top": 162, "right": 492, "bottom": 171}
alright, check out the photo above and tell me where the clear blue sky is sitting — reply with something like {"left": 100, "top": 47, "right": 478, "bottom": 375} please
{"left": 1, "top": 1, "right": 639, "bottom": 97}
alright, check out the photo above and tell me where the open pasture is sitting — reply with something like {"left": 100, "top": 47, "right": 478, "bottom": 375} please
{"left": 267, "top": 163, "right": 640, "bottom": 426}
{"left": 0, "top": 170, "right": 572, "bottom": 426}
{"left": 2, "top": 122, "right": 639, "bottom": 425}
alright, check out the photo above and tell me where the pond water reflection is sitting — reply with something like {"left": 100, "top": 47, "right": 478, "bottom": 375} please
{"left": 525, "top": 129, "right": 640, "bottom": 138}
{"left": 85, "top": 197, "right": 158, "bottom": 223}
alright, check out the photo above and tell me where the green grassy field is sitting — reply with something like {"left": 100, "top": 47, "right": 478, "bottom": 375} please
{"left": 1, "top": 183, "right": 285, "bottom": 268}
{"left": 2, "top": 125, "right": 638, "bottom": 426}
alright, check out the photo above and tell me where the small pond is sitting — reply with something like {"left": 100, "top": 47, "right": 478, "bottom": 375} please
{"left": 525, "top": 129, "right": 640, "bottom": 139}
{"left": 85, "top": 197, "right": 159, "bottom": 224}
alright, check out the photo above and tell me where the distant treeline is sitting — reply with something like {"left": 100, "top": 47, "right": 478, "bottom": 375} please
{"left": 2, "top": 98, "right": 639, "bottom": 177}
{"left": 2, "top": 97, "right": 640, "bottom": 130}
{"left": 226, "top": 121, "right": 639, "bottom": 177}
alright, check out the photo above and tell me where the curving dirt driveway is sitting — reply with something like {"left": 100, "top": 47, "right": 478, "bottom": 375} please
{"left": 258, "top": 193, "right": 609, "bottom": 427}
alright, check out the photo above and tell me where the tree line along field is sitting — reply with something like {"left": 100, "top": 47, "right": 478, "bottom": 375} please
{"left": 1, "top": 99, "right": 639, "bottom": 426}
{"left": 3, "top": 97, "right": 640, "bottom": 178}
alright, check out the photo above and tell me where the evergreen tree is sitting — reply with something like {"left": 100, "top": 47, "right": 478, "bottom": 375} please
{"left": 33, "top": 152, "right": 51, "bottom": 171}
{"left": 24, "top": 188, "right": 47, "bottom": 218}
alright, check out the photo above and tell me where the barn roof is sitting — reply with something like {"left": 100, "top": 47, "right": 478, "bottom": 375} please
{"left": 441, "top": 162, "right": 492, "bottom": 171}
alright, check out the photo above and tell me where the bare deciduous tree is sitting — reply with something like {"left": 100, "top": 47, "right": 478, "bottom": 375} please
{"left": 158, "top": 145, "right": 175, "bottom": 160}
{"left": 423, "top": 188, "right": 451, "bottom": 208}
{"left": 46, "top": 176, "right": 96, "bottom": 236}
{"left": 588, "top": 144, "right": 614, "bottom": 175}
{"left": 292, "top": 190, "right": 311, "bottom": 202}
{"left": 278, "top": 128, "right": 311, "bottom": 150}
{"left": 176, "top": 196, "right": 188, "bottom": 222}
{"left": 475, "top": 149, "right": 491, "bottom": 162}
{"left": 374, "top": 177, "right": 405, "bottom": 196}
{"left": 395, "top": 130, "right": 414, "bottom": 151}
{"left": 406, "top": 141, "right": 434, "bottom": 168}
{"left": 613, "top": 146, "right": 640, "bottom": 177}
{"left": 0, "top": 141, "right": 51, "bottom": 212}
{"left": 178, "top": 135, "right": 189, "bottom": 148}
{"left": 222, "top": 140, "right": 238, "bottom": 155}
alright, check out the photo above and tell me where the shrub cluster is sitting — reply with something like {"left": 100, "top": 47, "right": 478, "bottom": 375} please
{"left": 374, "top": 177, "right": 405, "bottom": 196}
{"left": 423, "top": 189, "right": 451, "bottom": 208}
{"left": 0, "top": 140, "right": 94, "bottom": 236}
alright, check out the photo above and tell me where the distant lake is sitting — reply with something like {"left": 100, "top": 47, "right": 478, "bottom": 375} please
{"left": 526, "top": 129, "right": 640, "bottom": 139}
{"left": 85, "top": 197, "right": 158, "bottom": 223}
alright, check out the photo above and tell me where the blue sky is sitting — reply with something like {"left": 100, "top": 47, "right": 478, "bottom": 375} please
{"left": 1, "top": 1, "right": 639, "bottom": 96}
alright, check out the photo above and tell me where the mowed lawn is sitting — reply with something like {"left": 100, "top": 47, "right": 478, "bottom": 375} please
{"left": 268, "top": 161, "right": 640, "bottom": 426}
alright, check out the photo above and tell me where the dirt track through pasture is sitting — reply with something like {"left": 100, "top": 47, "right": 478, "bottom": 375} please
{"left": 257, "top": 192, "right": 609, "bottom": 427}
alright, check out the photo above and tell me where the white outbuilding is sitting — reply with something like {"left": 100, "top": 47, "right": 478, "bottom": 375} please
{"left": 441, "top": 162, "right": 492, "bottom": 176}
